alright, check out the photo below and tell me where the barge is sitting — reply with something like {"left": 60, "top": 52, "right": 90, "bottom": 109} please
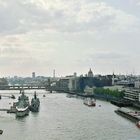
{"left": 83, "top": 98, "right": 96, "bottom": 107}
{"left": 115, "top": 108, "right": 140, "bottom": 123}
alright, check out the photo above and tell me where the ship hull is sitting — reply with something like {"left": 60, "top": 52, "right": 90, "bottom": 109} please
{"left": 30, "top": 95, "right": 40, "bottom": 112}
{"left": 16, "top": 107, "right": 29, "bottom": 117}
{"left": 29, "top": 107, "right": 39, "bottom": 112}
{"left": 84, "top": 102, "right": 96, "bottom": 107}
{"left": 29, "top": 105, "right": 39, "bottom": 112}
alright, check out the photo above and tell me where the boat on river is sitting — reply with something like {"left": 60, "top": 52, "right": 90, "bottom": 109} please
{"left": 16, "top": 91, "right": 29, "bottom": 117}
{"left": 83, "top": 98, "right": 96, "bottom": 107}
{"left": 115, "top": 108, "right": 140, "bottom": 122}
{"left": 29, "top": 92, "right": 40, "bottom": 112}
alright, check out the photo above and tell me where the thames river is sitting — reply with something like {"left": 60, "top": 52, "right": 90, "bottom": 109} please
{"left": 0, "top": 90, "right": 140, "bottom": 140}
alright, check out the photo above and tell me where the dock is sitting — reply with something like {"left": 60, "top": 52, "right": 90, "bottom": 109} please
{"left": 0, "top": 109, "right": 9, "bottom": 112}
{"left": 0, "top": 108, "right": 16, "bottom": 113}
{"left": 0, "top": 95, "right": 15, "bottom": 99}
{"left": 0, "top": 102, "right": 17, "bottom": 113}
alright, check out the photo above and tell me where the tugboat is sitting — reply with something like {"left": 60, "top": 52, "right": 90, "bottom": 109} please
{"left": 29, "top": 92, "right": 40, "bottom": 112}
{"left": 16, "top": 91, "right": 29, "bottom": 117}
{"left": 83, "top": 98, "right": 96, "bottom": 107}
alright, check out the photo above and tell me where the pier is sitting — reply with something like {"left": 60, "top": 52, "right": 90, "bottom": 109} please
{"left": 0, "top": 109, "right": 9, "bottom": 112}
{"left": 0, "top": 95, "right": 15, "bottom": 99}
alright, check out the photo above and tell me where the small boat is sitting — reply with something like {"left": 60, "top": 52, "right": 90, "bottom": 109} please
{"left": 29, "top": 92, "right": 40, "bottom": 112}
{"left": 11, "top": 95, "right": 15, "bottom": 99}
{"left": 0, "top": 130, "right": 3, "bottom": 135}
{"left": 83, "top": 98, "right": 96, "bottom": 107}
{"left": 136, "top": 121, "right": 140, "bottom": 128}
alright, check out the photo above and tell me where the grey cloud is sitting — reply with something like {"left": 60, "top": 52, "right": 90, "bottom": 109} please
{"left": 90, "top": 52, "right": 127, "bottom": 60}
{"left": 77, "top": 52, "right": 129, "bottom": 65}
{"left": 0, "top": 0, "right": 139, "bottom": 36}
{"left": 0, "top": 46, "right": 26, "bottom": 56}
{"left": 0, "top": 0, "right": 140, "bottom": 76}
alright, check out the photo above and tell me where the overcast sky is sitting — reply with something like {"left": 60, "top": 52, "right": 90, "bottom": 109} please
{"left": 0, "top": 0, "right": 140, "bottom": 77}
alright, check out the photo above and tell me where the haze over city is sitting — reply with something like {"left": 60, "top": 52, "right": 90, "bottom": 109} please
{"left": 0, "top": 0, "right": 140, "bottom": 77}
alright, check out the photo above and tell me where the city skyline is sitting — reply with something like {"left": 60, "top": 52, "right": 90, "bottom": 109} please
{"left": 0, "top": 0, "right": 140, "bottom": 76}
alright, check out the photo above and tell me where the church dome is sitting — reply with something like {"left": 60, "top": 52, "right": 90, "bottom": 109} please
{"left": 88, "top": 68, "right": 93, "bottom": 77}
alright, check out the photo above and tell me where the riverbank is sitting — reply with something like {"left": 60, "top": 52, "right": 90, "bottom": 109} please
{"left": 65, "top": 91, "right": 140, "bottom": 112}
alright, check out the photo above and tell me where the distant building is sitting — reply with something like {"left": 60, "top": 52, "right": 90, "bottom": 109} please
{"left": 68, "top": 76, "right": 78, "bottom": 91}
{"left": 55, "top": 73, "right": 78, "bottom": 91}
{"left": 124, "top": 88, "right": 140, "bottom": 102}
{"left": 112, "top": 73, "right": 115, "bottom": 86}
{"left": 135, "top": 81, "right": 140, "bottom": 89}
{"left": 32, "top": 72, "right": 36, "bottom": 78}
{"left": 84, "top": 86, "right": 95, "bottom": 95}
{"left": 73, "top": 72, "right": 77, "bottom": 77}
{"left": 56, "top": 78, "right": 69, "bottom": 91}
{"left": 87, "top": 68, "right": 93, "bottom": 77}
{"left": 0, "top": 78, "right": 8, "bottom": 86}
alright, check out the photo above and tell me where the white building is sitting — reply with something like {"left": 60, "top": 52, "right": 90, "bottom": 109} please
{"left": 68, "top": 73, "right": 78, "bottom": 91}
{"left": 84, "top": 86, "right": 95, "bottom": 95}
{"left": 124, "top": 89, "right": 140, "bottom": 102}
{"left": 58, "top": 73, "right": 78, "bottom": 91}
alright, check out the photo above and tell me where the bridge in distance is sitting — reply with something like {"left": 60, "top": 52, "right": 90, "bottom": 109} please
{"left": 0, "top": 85, "right": 49, "bottom": 91}
{"left": 0, "top": 85, "right": 70, "bottom": 94}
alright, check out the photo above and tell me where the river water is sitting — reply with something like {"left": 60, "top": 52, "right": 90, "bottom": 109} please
{"left": 0, "top": 90, "right": 140, "bottom": 140}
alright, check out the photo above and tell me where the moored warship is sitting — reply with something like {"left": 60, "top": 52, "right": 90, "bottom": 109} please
{"left": 29, "top": 92, "right": 40, "bottom": 112}
{"left": 16, "top": 91, "right": 29, "bottom": 117}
